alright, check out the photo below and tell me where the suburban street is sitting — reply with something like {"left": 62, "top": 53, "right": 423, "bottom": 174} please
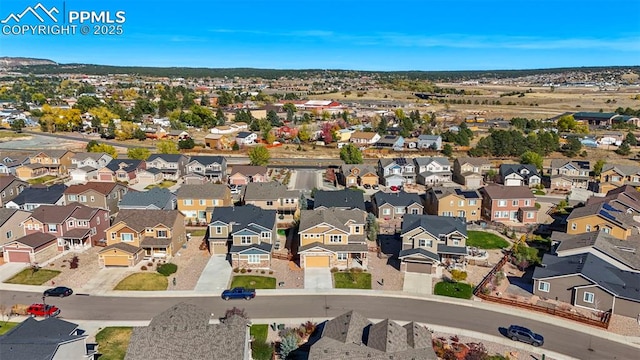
{"left": 293, "top": 169, "right": 319, "bottom": 192}
{"left": 1, "top": 290, "right": 636, "bottom": 360}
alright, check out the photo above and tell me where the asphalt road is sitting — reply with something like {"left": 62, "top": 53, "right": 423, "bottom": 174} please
{"left": 294, "top": 170, "right": 319, "bottom": 192}
{"left": 2, "top": 291, "right": 636, "bottom": 360}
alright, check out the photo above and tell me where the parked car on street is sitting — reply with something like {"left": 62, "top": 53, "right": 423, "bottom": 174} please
{"left": 44, "top": 286, "right": 73, "bottom": 297}
{"left": 13, "top": 303, "right": 61, "bottom": 317}
{"left": 363, "top": 184, "right": 371, "bottom": 189}
{"left": 221, "top": 287, "right": 256, "bottom": 300}
{"left": 507, "top": 325, "right": 544, "bottom": 347}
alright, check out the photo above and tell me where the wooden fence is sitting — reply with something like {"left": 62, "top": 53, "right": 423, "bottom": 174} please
{"left": 272, "top": 252, "right": 293, "bottom": 261}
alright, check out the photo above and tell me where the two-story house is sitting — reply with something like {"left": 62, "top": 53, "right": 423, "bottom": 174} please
{"left": 0, "top": 155, "right": 29, "bottom": 175}
{"left": 417, "top": 134, "right": 442, "bottom": 150}
{"left": 242, "top": 181, "right": 300, "bottom": 218}
{"left": 146, "top": 154, "right": 189, "bottom": 181}
{"left": 176, "top": 183, "right": 231, "bottom": 224}
{"left": 339, "top": 164, "right": 379, "bottom": 188}
{"left": 398, "top": 214, "right": 468, "bottom": 273}
{"left": 377, "top": 158, "right": 414, "bottom": 187}
{"left": 97, "top": 159, "right": 146, "bottom": 184}
{"left": 21, "top": 203, "right": 110, "bottom": 250}
{"left": 298, "top": 209, "right": 368, "bottom": 269}
{"left": 425, "top": 187, "right": 482, "bottom": 222}
{"left": 349, "top": 131, "right": 381, "bottom": 148}
{"left": 0, "top": 175, "right": 27, "bottom": 207}
{"left": 414, "top": 157, "right": 453, "bottom": 185}
{"left": 228, "top": 165, "right": 268, "bottom": 185}
{"left": 314, "top": 189, "right": 366, "bottom": 211}
{"left": 208, "top": 205, "right": 277, "bottom": 268}
{"left": 598, "top": 163, "right": 640, "bottom": 194}
{"left": 70, "top": 152, "right": 113, "bottom": 169}
{"left": 4, "top": 184, "right": 66, "bottom": 210}
{"left": 184, "top": 155, "right": 227, "bottom": 183}
{"left": 453, "top": 157, "right": 492, "bottom": 189}
{"left": 15, "top": 150, "right": 74, "bottom": 180}
{"left": 549, "top": 159, "right": 591, "bottom": 191}
{"left": 371, "top": 191, "right": 423, "bottom": 221}
{"left": 64, "top": 182, "right": 129, "bottom": 213}
{"left": 0, "top": 208, "right": 31, "bottom": 256}
{"left": 499, "top": 164, "right": 541, "bottom": 188}
{"left": 119, "top": 187, "right": 176, "bottom": 210}
{"left": 235, "top": 131, "right": 258, "bottom": 146}
{"left": 479, "top": 184, "right": 538, "bottom": 224}
{"left": 565, "top": 201, "right": 637, "bottom": 240}
{"left": 98, "top": 209, "right": 186, "bottom": 267}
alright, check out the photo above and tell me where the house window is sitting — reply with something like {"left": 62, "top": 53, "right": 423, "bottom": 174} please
{"left": 79, "top": 195, "right": 87, "bottom": 202}
{"left": 571, "top": 223, "right": 577, "bottom": 230}
{"left": 418, "top": 239, "right": 433, "bottom": 247}
{"left": 337, "top": 253, "right": 347, "bottom": 260}
{"left": 469, "top": 200, "right": 477, "bottom": 206}
{"left": 91, "top": 227, "right": 97, "bottom": 235}
{"left": 583, "top": 292, "right": 595, "bottom": 304}
{"left": 9, "top": 189, "right": 13, "bottom": 195}
{"left": 498, "top": 200, "right": 506, "bottom": 207}
{"left": 453, "top": 239, "right": 460, "bottom": 246}
{"left": 538, "top": 281, "right": 550, "bottom": 292}
{"left": 527, "top": 212, "right": 535, "bottom": 219}
{"left": 48, "top": 224, "right": 56, "bottom": 232}
{"left": 586, "top": 225, "right": 591, "bottom": 232}
{"left": 329, "top": 235, "right": 342, "bottom": 243}
{"left": 26, "top": 223, "right": 33, "bottom": 230}
{"left": 240, "top": 236, "right": 251, "bottom": 244}
{"left": 524, "top": 200, "right": 531, "bottom": 206}
{"left": 411, "top": 208, "right": 420, "bottom": 214}
{"left": 5, "top": 230, "right": 12, "bottom": 239}
{"left": 90, "top": 196, "right": 95, "bottom": 202}
{"left": 395, "top": 207, "right": 404, "bottom": 214}
{"left": 512, "top": 200, "right": 518, "bottom": 206}
{"left": 183, "top": 199, "right": 193, "bottom": 206}
{"left": 458, "top": 200, "right": 464, "bottom": 207}
{"left": 266, "top": 201, "right": 273, "bottom": 206}
{"left": 67, "top": 220, "right": 74, "bottom": 228}
{"left": 199, "top": 199, "right": 206, "bottom": 206}
{"left": 1, "top": 191, "right": 4, "bottom": 198}
{"left": 121, "top": 233, "right": 134, "bottom": 242}
{"left": 68, "top": 194, "right": 78, "bottom": 201}
{"left": 247, "top": 254, "right": 260, "bottom": 264}
{"left": 97, "top": 217, "right": 100, "bottom": 225}
{"left": 261, "top": 231, "right": 270, "bottom": 238}
{"left": 157, "top": 230, "right": 168, "bottom": 238}
{"left": 494, "top": 211, "right": 501, "bottom": 218}
{"left": 111, "top": 232, "right": 116, "bottom": 240}
{"left": 216, "top": 227, "right": 222, "bottom": 234}
{"left": 603, "top": 227, "right": 611, "bottom": 234}
{"left": 382, "top": 208, "right": 391, "bottom": 215}
{"left": 146, "top": 228, "right": 154, "bottom": 233}
{"left": 354, "top": 226, "right": 361, "bottom": 233}
{"left": 443, "top": 211, "right": 453, "bottom": 217}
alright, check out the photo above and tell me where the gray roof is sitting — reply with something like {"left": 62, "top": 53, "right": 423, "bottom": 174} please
{"left": 499, "top": 164, "right": 540, "bottom": 179}
{"left": 373, "top": 190, "right": 422, "bottom": 208}
{"left": 398, "top": 247, "right": 439, "bottom": 261}
{"left": 188, "top": 155, "right": 226, "bottom": 166}
{"left": 314, "top": 189, "right": 365, "bottom": 210}
{"left": 550, "top": 159, "right": 591, "bottom": 171}
{"left": 105, "top": 159, "right": 144, "bottom": 172}
{"left": 602, "top": 163, "right": 640, "bottom": 176}
{"left": 230, "top": 165, "right": 267, "bottom": 177}
{"left": 229, "top": 242, "right": 273, "bottom": 254}
{"left": 455, "top": 157, "right": 491, "bottom": 167}
{"left": 147, "top": 154, "right": 187, "bottom": 163}
{"left": 0, "top": 317, "right": 84, "bottom": 360}
{"left": 210, "top": 205, "right": 276, "bottom": 233}
{"left": 125, "top": 303, "right": 249, "bottom": 360}
{"left": 340, "top": 164, "right": 377, "bottom": 176}
{"left": 99, "top": 242, "right": 142, "bottom": 254}
{"left": 72, "top": 152, "right": 108, "bottom": 161}
{"left": 113, "top": 209, "right": 182, "bottom": 231}
{"left": 533, "top": 253, "right": 640, "bottom": 302}
{"left": 242, "top": 181, "right": 299, "bottom": 201}
{"left": 417, "top": 134, "right": 441, "bottom": 141}
{"left": 299, "top": 209, "right": 366, "bottom": 234}
{"left": 0, "top": 208, "right": 19, "bottom": 226}
{"left": 119, "top": 187, "right": 175, "bottom": 209}
{"left": 413, "top": 157, "right": 450, "bottom": 167}
{"left": 401, "top": 214, "right": 467, "bottom": 237}
{"left": 552, "top": 231, "right": 640, "bottom": 271}
{"left": 480, "top": 184, "right": 535, "bottom": 200}
{"left": 176, "top": 183, "right": 229, "bottom": 199}
{"left": 298, "top": 241, "right": 368, "bottom": 253}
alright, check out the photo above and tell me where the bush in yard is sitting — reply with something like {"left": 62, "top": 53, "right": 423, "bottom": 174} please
{"left": 69, "top": 256, "right": 79, "bottom": 269}
{"left": 147, "top": 262, "right": 153, "bottom": 267}
{"left": 252, "top": 341, "right": 273, "bottom": 360}
{"left": 450, "top": 269, "right": 467, "bottom": 282}
{"left": 330, "top": 267, "right": 339, "bottom": 273}
{"left": 240, "top": 268, "right": 247, "bottom": 274}
{"left": 233, "top": 268, "right": 240, "bottom": 273}
{"left": 279, "top": 333, "right": 299, "bottom": 359}
{"left": 156, "top": 263, "right": 178, "bottom": 276}
{"left": 141, "top": 266, "right": 147, "bottom": 271}
{"left": 269, "top": 270, "right": 273, "bottom": 275}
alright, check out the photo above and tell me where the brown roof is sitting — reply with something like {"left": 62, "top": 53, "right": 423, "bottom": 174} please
{"left": 113, "top": 209, "right": 182, "bottom": 232}
{"left": 230, "top": 165, "right": 267, "bottom": 177}
{"left": 456, "top": 157, "right": 491, "bottom": 167}
{"left": 62, "top": 228, "right": 91, "bottom": 239}
{"left": 0, "top": 175, "right": 23, "bottom": 190}
{"left": 480, "top": 184, "right": 535, "bottom": 200}
{"left": 11, "top": 232, "right": 56, "bottom": 250}
{"left": 99, "top": 242, "right": 143, "bottom": 254}
{"left": 64, "top": 182, "right": 120, "bottom": 195}
{"left": 350, "top": 131, "right": 378, "bottom": 140}
{"left": 29, "top": 203, "right": 100, "bottom": 224}
{"left": 176, "top": 183, "right": 229, "bottom": 199}
{"left": 141, "top": 237, "right": 172, "bottom": 247}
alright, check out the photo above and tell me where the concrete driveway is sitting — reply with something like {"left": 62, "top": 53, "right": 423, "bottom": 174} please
{"left": 304, "top": 268, "right": 333, "bottom": 289}
{"left": 194, "top": 255, "right": 231, "bottom": 292}
{"left": 402, "top": 272, "right": 433, "bottom": 295}
{"left": 0, "top": 263, "right": 27, "bottom": 282}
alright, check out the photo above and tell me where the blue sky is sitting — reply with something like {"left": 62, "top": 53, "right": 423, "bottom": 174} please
{"left": 1, "top": 0, "right": 639, "bottom": 71}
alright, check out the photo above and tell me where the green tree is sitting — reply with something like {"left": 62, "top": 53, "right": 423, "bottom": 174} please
{"left": 10, "top": 119, "right": 25, "bottom": 132}
{"left": 562, "top": 137, "right": 583, "bottom": 157}
{"left": 86, "top": 140, "right": 99, "bottom": 152}
{"left": 157, "top": 139, "right": 179, "bottom": 154}
{"left": 267, "top": 110, "right": 281, "bottom": 126}
{"left": 298, "top": 125, "right": 311, "bottom": 143}
{"left": 442, "top": 143, "right": 453, "bottom": 157}
{"left": 339, "top": 144, "right": 363, "bottom": 164}
{"left": 593, "top": 159, "right": 606, "bottom": 177}
{"left": 377, "top": 116, "right": 388, "bottom": 133}
{"left": 616, "top": 141, "right": 631, "bottom": 156}
{"left": 625, "top": 132, "right": 637, "bottom": 146}
{"left": 557, "top": 115, "right": 577, "bottom": 132}
{"left": 178, "top": 138, "right": 196, "bottom": 149}
{"left": 520, "top": 150, "right": 544, "bottom": 170}
{"left": 248, "top": 145, "right": 270, "bottom": 166}
{"left": 215, "top": 108, "right": 226, "bottom": 126}
{"left": 127, "top": 147, "right": 151, "bottom": 160}
{"left": 87, "top": 143, "right": 117, "bottom": 158}
{"left": 366, "top": 213, "right": 379, "bottom": 242}
{"left": 133, "top": 127, "right": 147, "bottom": 141}
{"left": 104, "top": 120, "right": 117, "bottom": 139}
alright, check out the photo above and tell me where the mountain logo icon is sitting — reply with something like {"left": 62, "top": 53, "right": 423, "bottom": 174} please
{"left": 1, "top": 3, "right": 59, "bottom": 24}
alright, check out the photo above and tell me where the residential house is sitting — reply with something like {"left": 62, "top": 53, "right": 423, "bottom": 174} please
{"left": 0, "top": 317, "right": 97, "bottom": 360}
{"left": 298, "top": 209, "right": 368, "bottom": 269}
{"left": 398, "top": 214, "right": 468, "bottom": 273}
{"left": 64, "top": 182, "right": 129, "bottom": 213}
{"left": 99, "top": 209, "right": 186, "bottom": 267}
{"left": 349, "top": 131, "right": 381, "bottom": 147}
{"left": 425, "top": 187, "right": 482, "bottom": 222}
{"left": 551, "top": 231, "right": 640, "bottom": 272}
{"left": 377, "top": 158, "right": 415, "bottom": 187}
{"left": 499, "top": 164, "right": 541, "bottom": 187}
{"left": 4, "top": 184, "right": 66, "bottom": 210}
{"left": 374, "top": 135, "right": 404, "bottom": 151}
{"left": 69, "top": 166, "right": 98, "bottom": 184}
{"left": 97, "top": 159, "right": 146, "bottom": 184}
{"left": 0, "top": 175, "right": 27, "bottom": 207}
{"left": 0, "top": 155, "right": 29, "bottom": 175}
{"left": 0, "top": 208, "right": 30, "bottom": 254}
{"left": 124, "top": 303, "right": 250, "bottom": 360}
{"left": 119, "top": 187, "right": 176, "bottom": 210}
{"left": 453, "top": 157, "right": 492, "bottom": 189}
{"left": 307, "top": 310, "right": 437, "bottom": 360}
{"left": 22, "top": 203, "right": 110, "bottom": 250}
{"left": 479, "top": 184, "right": 538, "bottom": 224}
{"left": 204, "top": 133, "right": 234, "bottom": 150}
{"left": 565, "top": 201, "right": 637, "bottom": 240}
{"left": 166, "top": 130, "right": 190, "bottom": 140}
{"left": 70, "top": 152, "right": 113, "bottom": 170}
{"left": 339, "top": 164, "right": 379, "bottom": 187}
{"left": 414, "top": 157, "right": 453, "bottom": 186}
{"left": 228, "top": 165, "right": 268, "bottom": 185}
{"left": 185, "top": 155, "right": 227, "bottom": 183}
{"left": 549, "top": 159, "right": 591, "bottom": 191}
{"left": 208, "top": 205, "right": 277, "bottom": 267}
{"left": 176, "top": 183, "right": 231, "bottom": 224}
{"left": 598, "top": 163, "right": 640, "bottom": 194}
{"left": 242, "top": 181, "right": 300, "bottom": 217}
{"left": 371, "top": 191, "right": 423, "bottom": 221}
{"left": 235, "top": 131, "right": 258, "bottom": 146}
{"left": 146, "top": 154, "right": 189, "bottom": 181}
{"left": 417, "top": 134, "right": 442, "bottom": 150}
{"left": 15, "top": 150, "right": 74, "bottom": 180}
{"left": 2, "top": 232, "right": 58, "bottom": 263}
{"left": 314, "top": 189, "right": 366, "bottom": 211}
{"left": 276, "top": 125, "right": 298, "bottom": 139}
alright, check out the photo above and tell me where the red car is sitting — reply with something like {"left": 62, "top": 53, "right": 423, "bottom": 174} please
{"left": 27, "top": 303, "right": 60, "bottom": 317}
{"left": 390, "top": 185, "right": 400, "bottom": 191}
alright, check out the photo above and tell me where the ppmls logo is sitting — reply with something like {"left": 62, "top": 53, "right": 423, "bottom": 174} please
{"left": 2, "top": 2, "right": 126, "bottom": 36}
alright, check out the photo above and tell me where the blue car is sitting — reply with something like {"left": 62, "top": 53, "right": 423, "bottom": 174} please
{"left": 221, "top": 287, "right": 256, "bottom": 300}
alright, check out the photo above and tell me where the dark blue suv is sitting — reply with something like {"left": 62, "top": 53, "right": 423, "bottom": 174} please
{"left": 221, "top": 287, "right": 256, "bottom": 300}
{"left": 507, "top": 325, "right": 544, "bottom": 347}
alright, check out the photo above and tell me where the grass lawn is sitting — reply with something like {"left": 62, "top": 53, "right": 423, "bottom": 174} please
{"left": 114, "top": 273, "right": 168, "bottom": 291}
{"left": 467, "top": 231, "right": 510, "bottom": 249}
{"left": 231, "top": 275, "right": 276, "bottom": 289}
{"left": 277, "top": 229, "right": 286, "bottom": 236}
{"left": 27, "top": 175, "right": 57, "bottom": 185}
{"left": 0, "top": 131, "right": 28, "bottom": 139}
{"left": 4, "top": 268, "right": 60, "bottom": 285}
{"left": 532, "top": 190, "right": 546, "bottom": 195}
{"left": 0, "top": 321, "right": 20, "bottom": 335}
{"left": 333, "top": 272, "right": 372, "bottom": 289}
{"left": 95, "top": 327, "right": 133, "bottom": 360}
{"left": 189, "top": 229, "right": 207, "bottom": 237}
{"left": 434, "top": 281, "right": 473, "bottom": 299}
{"left": 251, "top": 324, "right": 269, "bottom": 343}
{"left": 145, "top": 180, "right": 176, "bottom": 189}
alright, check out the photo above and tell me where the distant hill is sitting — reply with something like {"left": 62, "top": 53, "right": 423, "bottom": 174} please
{"left": 0, "top": 57, "right": 57, "bottom": 67}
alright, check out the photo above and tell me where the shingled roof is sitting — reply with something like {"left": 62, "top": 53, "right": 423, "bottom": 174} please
{"left": 0, "top": 317, "right": 85, "bottom": 360}
{"left": 113, "top": 209, "right": 182, "bottom": 231}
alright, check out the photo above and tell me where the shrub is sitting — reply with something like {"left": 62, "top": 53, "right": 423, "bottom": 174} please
{"left": 141, "top": 266, "right": 147, "bottom": 271}
{"left": 69, "top": 256, "right": 79, "bottom": 269}
{"left": 279, "top": 333, "right": 299, "bottom": 359}
{"left": 268, "top": 270, "right": 274, "bottom": 275}
{"left": 450, "top": 269, "right": 468, "bottom": 282}
{"left": 260, "top": 270, "right": 266, "bottom": 274}
{"left": 156, "top": 263, "right": 178, "bottom": 276}
{"left": 240, "top": 268, "right": 247, "bottom": 274}
{"left": 233, "top": 268, "right": 240, "bottom": 273}
{"left": 330, "top": 267, "right": 339, "bottom": 273}
{"left": 247, "top": 269, "right": 252, "bottom": 273}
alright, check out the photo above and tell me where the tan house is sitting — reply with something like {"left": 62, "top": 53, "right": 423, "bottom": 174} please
{"left": 228, "top": 165, "right": 268, "bottom": 185}
{"left": 453, "top": 157, "right": 491, "bottom": 189}
{"left": 425, "top": 187, "right": 482, "bottom": 222}
{"left": 64, "top": 182, "right": 129, "bottom": 213}
{"left": 242, "top": 181, "right": 300, "bottom": 218}
{"left": 0, "top": 208, "right": 31, "bottom": 257}
{"left": 98, "top": 209, "right": 186, "bottom": 267}
{"left": 0, "top": 175, "right": 27, "bottom": 207}
{"left": 598, "top": 163, "right": 640, "bottom": 194}
{"left": 566, "top": 201, "right": 636, "bottom": 240}
{"left": 339, "top": 164, "right": 379, "bottom": 187}
{"left": 549, "top": 159, "right": 591, "bottom": 190}
{"left": 176, "top": 183, "right": 231, "bottom": 224}
{"left": 15, "top": 150, "right": 73, "bottom": 180}
{"left": 349, "top": 131, "right": 381, "bottom": 146}
{"left": 2, "top": 232, "right": 58, "bottom": 264}
{"left": 298, "top": 209, "right": 368, "bottom": 269}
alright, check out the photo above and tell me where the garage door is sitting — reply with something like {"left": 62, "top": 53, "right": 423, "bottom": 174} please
{"left": 7, "top": 251, "right": 30, "bottom": 263}
{"left": 306, "top": 256, "right": 330, "bottom": 268}
{"left": 102, "top": 255, "right": 130, "bottom": 267}
{"left": 211, "top": 243, "right": 228, "bottom": 255}
{"left": 406, "top": 262, "right": 432, "bottom": 274}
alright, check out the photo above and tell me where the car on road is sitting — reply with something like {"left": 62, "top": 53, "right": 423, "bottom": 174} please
{"left": 390, "top": 185, "right": 400, "bottom": 191}
{"left": 221, "top": 287, "right": 256, "bottom": 300}
{"left": 363, "top": 184, "right": 371, "bottom": 189}
{"left": 27, "top": 303, "right": 61, "bottom": 317}
{"left": 372, "top": 184, "right": 379, "bottom": 190}
{"left": 507, "top": 325, "right": 544, "bottom": 347}
{"left": 44, "top": 286, "right": 73, "bottom": 297}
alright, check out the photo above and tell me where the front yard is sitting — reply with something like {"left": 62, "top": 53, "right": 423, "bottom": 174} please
{"left": 333, "top": 271, "right": 372, "bottom": 289}
{"left": 0, "top": 321, "right": 19, "bottom": 335}
{"left": 95, "top": 327, "right": 133, "bottom": 360}
{"left": 4, "top": 268, "right": 60, "bottom": 285}
{"left": 231, "top": 275, "right": 276, "bottom": 289}
{"left": 434, "top": 281, "right": 473, "bottom": 299}
{"left": 467, "top": 231, "right": 510, "bottom": 249}
{"left": 27, "top": 175, "right": 57, "bottom": 185}
{"left": 145, "top": 180, "right": 177, "bottom": 189}
{"left": 114, "top": 273, "right": 168, "bottom": 291}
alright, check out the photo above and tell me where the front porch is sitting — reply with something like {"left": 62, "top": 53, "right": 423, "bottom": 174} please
{"left": 140, "top": 237, "right": 172, "bottom": 260}
{"left": 60, "top": 229, "right": 93, "bottom": 251}
{"left": 298, "top": 243, "right": 369, "bottom": 269}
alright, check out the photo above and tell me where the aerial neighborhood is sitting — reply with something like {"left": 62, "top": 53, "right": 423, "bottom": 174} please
{"left": 0, "top": 61, "right": 639, "bottom": 360}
